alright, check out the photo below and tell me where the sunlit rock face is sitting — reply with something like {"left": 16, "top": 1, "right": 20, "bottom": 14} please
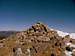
{"left": 0, "top": 22, "right": 75, "bottom": 56}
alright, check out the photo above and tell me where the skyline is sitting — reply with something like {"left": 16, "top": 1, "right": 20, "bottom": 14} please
{"left": 0, "top": 0, "right": 75, "bottom": 33}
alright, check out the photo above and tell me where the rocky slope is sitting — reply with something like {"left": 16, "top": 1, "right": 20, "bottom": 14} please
{"left": 0, "top": 22, "right": 75, "bottom": 56}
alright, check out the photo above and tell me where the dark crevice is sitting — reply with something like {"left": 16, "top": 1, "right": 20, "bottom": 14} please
{"left": 13, "top": 48, "right": 15, "bottom": 52}
{"left": 51, "top": 53, "right": 55, "bottom": 56}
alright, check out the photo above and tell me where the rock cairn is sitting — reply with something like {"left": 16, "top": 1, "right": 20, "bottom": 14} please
{"left": 0, "top": 22, "right": 75, "bottom": 56}
{"left": 15, "top": 22, "right": 66, "bottom": 56}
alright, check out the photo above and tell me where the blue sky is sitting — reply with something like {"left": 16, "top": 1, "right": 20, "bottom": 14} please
{"left": 0, "top": 0, "right": 75, "bottom": 32}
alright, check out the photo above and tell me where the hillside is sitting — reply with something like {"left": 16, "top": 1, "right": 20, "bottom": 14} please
{"left": 0, "top": 31, "right": 19, "bottom": 40}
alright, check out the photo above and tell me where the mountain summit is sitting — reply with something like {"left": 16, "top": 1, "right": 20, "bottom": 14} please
{"left": 0, "top": 22, "right": 75, "bottom": 56}
{"left": 28, "top": 22, "right": 50, "bottom": 33}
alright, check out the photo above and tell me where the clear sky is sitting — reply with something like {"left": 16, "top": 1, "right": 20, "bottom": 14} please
{"left": 0, "top": 0, "right": 75, "bottom": 32}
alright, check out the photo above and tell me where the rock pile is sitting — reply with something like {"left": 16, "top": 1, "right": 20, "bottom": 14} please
{"left": 0, "top": 22, "right": 75, "bottom": 56}
{"left": 15, "top": 22, "right": 66, "bottom": 56}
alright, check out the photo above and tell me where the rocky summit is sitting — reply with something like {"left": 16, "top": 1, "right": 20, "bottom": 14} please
{"left": 0, "top": 22, "right": 75, "bottom": 56}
